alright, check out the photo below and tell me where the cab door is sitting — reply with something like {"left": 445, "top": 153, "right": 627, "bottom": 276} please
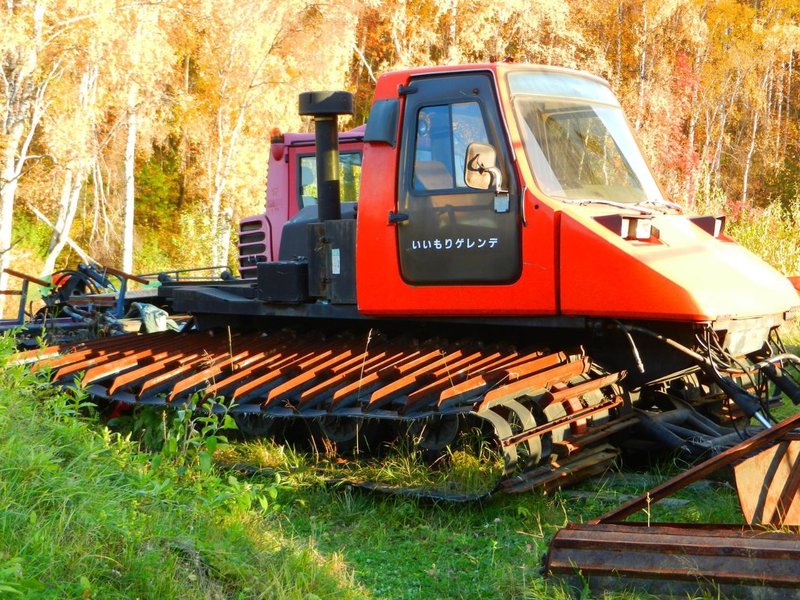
{"left": 394, "top": 73, "right": 521, "bottom": 284}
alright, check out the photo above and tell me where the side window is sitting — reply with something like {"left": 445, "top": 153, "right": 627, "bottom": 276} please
{"left": 298, "top": 152, "right": 362, "bottom": 209}
{"left": 299, "top": 156, "right": 317, "bottom": 208}
{"left": 339, "top": 152, "right": 362, "bottom": 203}
{"left": 413, "top": 102, "right": 489, "bottom": 191}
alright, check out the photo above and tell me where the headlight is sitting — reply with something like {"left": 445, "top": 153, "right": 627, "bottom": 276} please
{"left": 595, "top": 214, "right": 659, "bottom": 241}
{"left": 621, "top": 216, "right": 653, "bottom": 240}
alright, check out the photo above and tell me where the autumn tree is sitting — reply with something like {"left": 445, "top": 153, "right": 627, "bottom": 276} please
{"left": 39, "top": 0, "right": 117, "bottom": 275}
{"left": 178, "top": 0, "right": 358, "bottom": 268}
{"left": 2, "top": 0, "right": 800, "bottom": 294}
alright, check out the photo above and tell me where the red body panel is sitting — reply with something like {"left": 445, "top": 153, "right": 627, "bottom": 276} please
{"left": 356, "top": 65, "right": 558, "bottom": 316}
{"left": 558, "top": 206, "right": 798, "bottom": 321}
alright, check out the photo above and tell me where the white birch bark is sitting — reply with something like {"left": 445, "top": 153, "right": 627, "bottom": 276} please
{"left": 122, "top": 87, "right": 138, "bottom": 274}
{"left": 41, "top": 65, "right": 98, "bottom": 275}
{"left": 0, "top": 0, "right": 46, "bottom": 312}
{"left": 742, "top": 109, "right": 759, "bottom": 205}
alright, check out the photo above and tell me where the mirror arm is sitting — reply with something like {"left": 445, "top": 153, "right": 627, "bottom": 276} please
{"left": 487, "top": 166, "right": 505, "bottom": 194}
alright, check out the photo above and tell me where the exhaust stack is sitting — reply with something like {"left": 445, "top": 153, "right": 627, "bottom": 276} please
{"left": 298, "top": 91, "right": 354, "bottom": 222}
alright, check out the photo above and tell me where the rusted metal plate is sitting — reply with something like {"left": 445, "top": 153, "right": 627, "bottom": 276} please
{"left": 546, "top": 522, "right": 800, "bottom": 599}
{"left": 735, "top": 437, "right": 800, "bottom": 527}
{"left": 544, "top": 413, "right": 800, "bottom": 597}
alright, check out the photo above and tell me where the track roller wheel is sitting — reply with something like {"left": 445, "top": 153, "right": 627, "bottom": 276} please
{"left": 409, "top": 414, "right": 460, "bottom": 452}
{"left": 233, "top": 413, "right": 278, "bottom": 439}
{"left": 318, "top": 416, "right": 381, "bottom": 454}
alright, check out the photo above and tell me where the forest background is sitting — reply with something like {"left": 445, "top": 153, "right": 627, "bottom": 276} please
{"left": 2, "top": 0, "right": 800, "bottom": 313}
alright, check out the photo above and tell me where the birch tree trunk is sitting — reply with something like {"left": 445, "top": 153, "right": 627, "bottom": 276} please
{"left": 742, "top": 71, "right": 770, "bottom": 205}
{"left": 123, "top": 84, "right": 138, "bottom": 274}
{"left": 210, "top": 100, "right": 247, "bottom": 266}
{"left": 685, "top": 51, "right": 702, "bottom": 203}
{"left": 41, "top": 65, "right": 98, "bottom": 275}
{"left": 446, "top": 1, "right": 458, "bottom": 63}
{"left": 0, "top": 0, "right": 46, "bottom": 312}
{"left": 41, "top": 166, "right": 88, "bottom": 275}
{"left": 741, "top": 109, "right": 759, "bottom": 206}
{"left": 0, "top": 125, "right": 25, "bottom": 303}
{"left": 711, "top": 71, "right": 743, "bottom": 184}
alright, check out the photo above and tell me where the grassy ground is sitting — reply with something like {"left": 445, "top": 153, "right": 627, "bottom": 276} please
{"left": 218, "top": 442, "right": 747, "bottom": 600}
{"left": 1, "top": 329, "right": 797, "bottom": 599}
{"left": 0, "top": 337, "right": 366, "bottom": 599}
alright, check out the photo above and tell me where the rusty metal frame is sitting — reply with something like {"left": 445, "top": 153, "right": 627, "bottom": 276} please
{"left": 594, "top": 410, "right": 800, "bottom": 526}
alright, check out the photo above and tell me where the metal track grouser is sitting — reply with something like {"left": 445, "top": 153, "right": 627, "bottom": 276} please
{"left": 13, "top": 326, "right": 627, "bottom": 496}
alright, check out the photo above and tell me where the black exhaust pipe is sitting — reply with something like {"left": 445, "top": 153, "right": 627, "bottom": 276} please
{"left": 298, "top": 91, "right": 353, "bottom": 222}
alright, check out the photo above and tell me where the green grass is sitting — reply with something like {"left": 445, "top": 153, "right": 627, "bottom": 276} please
{"left": 218, "top": 440, "right": 753, "bottom": 600}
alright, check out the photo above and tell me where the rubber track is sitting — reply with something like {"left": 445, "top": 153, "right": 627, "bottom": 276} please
{"left": 14, "top": 329, "right": 629, "bottom": 496}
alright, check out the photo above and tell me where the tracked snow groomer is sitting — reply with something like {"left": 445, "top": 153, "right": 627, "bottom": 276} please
{"left": 14, "top": 63, "right": 800, "bottom": 496}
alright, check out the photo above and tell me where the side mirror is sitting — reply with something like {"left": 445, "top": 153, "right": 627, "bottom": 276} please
{"left": 465, "top": 143, "right": 503, "bottom": 193}
{"left": 465, "top": 142, "right": 510, "bottom": 214}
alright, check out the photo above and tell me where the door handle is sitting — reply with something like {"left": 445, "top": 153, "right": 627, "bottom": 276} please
{"left": 388, "top": 211, "right": 409, "bottom": 225}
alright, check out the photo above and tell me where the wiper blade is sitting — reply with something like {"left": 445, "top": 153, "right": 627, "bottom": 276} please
{"left": 563, "top": 198, "right": 654, "bottom": 215}
{"left": 635, "top": 198, "right": 683, "bottom": 212}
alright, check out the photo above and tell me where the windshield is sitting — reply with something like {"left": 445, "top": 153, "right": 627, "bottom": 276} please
{"left": 508, "top": 71, "right": 664, "bottom": 205}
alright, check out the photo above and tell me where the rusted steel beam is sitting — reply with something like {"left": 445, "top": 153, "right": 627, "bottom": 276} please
{"left": 546, "top": 522, "right": 800, "bottom": 599}
{"left": 201, "top": 338, "right": 304, "bottom": 400}
{"left": 101, "top": 265, "right": 149, "bottom": 285}
{"left": 538, "top": 371, "right": 623, "bottom": 408}
{"left": 552, "top": 412, "right": 639, "bottom": 457}
{"left": 365, "top": 349, "right": 467, "bottom": 411}
{"left": 2, "top": 268, "right": 50, "bottom": 288}
{"left": 433, "top": 350, "right": 549, "bottom": 409}
{"left": 328, "top": 349, "right": 424, "bottom": 410}
{"left": 476, "top": 357, "right": 590, "bottom": 412}
{"left": 264, "top": 347, "right": 355, "bottom": 408}
{"left": 35, "top": 336, "right": 155, "bottom": 373}
{"left": 229, "top": 353, "right": 309, "bottom": 404}
{"left": 166, "top": 347, "right": 255, "bottom": 402}
{"left": 296, "top": 349, "right": 399, "bottom": 411}
{"left": 400, "top": 350, "right": 501, "bottom": 413}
